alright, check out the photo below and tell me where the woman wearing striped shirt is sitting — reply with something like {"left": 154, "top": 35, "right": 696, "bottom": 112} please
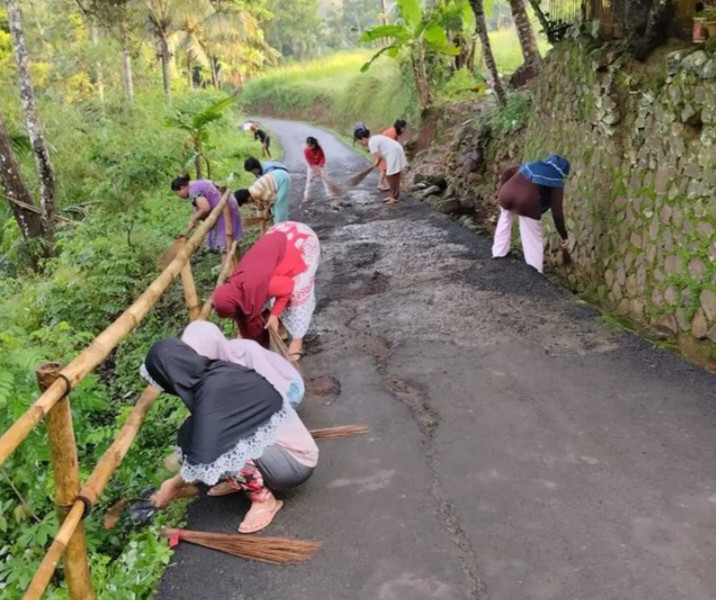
{"left": 234, "top": 168, "right": 292, "bottom": 224}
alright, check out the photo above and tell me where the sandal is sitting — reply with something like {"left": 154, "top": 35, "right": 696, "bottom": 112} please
{"left": 238, "top": 499, "right": 283, "bottom": 534}
{"left": 207, "top": 480, "right": 241, "bottom": 497}
{"left": 288, "top": 351, "right": 305, "bottom": 362}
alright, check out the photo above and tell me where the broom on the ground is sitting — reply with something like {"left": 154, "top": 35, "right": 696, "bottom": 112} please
{"left": 160, "top": 527, "right": 322, "bottom": 565}
{"left": 321, "top": 173, "right": 343, "bottom": 197}
{"left": 309, "top": 425, "right": 370, "bottom": 440}
{"left": 346, "top": 165, "right": 374, "bottom": 187}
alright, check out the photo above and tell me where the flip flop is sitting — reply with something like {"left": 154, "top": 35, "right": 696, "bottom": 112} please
{"left": 238, "top": 499, "right": 284, "bottom": 534}
{"left": 289, "top": 351, "right": 305, "bottom": 362}
{"left": 207, "top": 480, "right": 241, "bottom": 497}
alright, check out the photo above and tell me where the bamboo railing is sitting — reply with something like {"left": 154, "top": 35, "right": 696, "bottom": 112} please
{"left": 0, "top": 189, "right": 273, "bottom": 600}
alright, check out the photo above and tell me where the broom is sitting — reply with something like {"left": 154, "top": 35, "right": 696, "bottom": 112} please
{"left": 159, "top": 223, "right": 195, "bottom": 270}
{"left": 346, "top": 165, "right": 374, "bottom": 187}
{"left": 309, "top": 425, "right": 370, "bottom": 440}
{"left": 160, "top": 527, "right": 322, "bottom": 565}
{"left": 268, "top": 327, "right": 302, "bottom": 372}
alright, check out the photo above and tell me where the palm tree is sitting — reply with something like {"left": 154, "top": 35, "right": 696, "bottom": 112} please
{"left": 508, "top": 0, "right": 540, "bottom": 69}
{"left": 468, "top": 0, "right": 506, "bottom": 104}
{"left": 142, "top": 0, "right": 183, "bottom": 96}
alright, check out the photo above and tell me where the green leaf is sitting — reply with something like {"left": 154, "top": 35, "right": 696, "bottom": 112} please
{"left": 397, "top": 0, "right": 422, "bottom": 29}
{"left": 360, "top": 24, "right": 409, "bottom": 43}
{"left": 360, "top": 43, "right": 404, "bottom": 72}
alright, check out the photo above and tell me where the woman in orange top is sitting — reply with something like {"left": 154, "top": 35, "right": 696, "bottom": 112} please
{"left": 378, "top": 119, "right": 407, "bottom": 191}
{"left": 213, "top": 222, "right": 320, "bottom": 361}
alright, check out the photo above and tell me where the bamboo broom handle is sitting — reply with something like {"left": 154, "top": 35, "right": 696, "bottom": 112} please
{"left": 23, "top": 502, "right": 85, "bottom": 600}
{"left": 0, "top": 190, "right": 230, "bottom": 467}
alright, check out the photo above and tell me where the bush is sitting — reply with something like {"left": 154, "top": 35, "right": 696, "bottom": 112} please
{"left": 0, "top": 86, "right": 260, "bottom": 599}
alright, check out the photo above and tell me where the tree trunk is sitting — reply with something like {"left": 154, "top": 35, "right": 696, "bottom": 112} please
{"left": 526, "top": 0, "right": 554, "bottom": 43}
{"left": 0, "top": 113, "right": 45, "bottom": 241}
{"left": 159, "top": 34, "right": 172, "bottom": 96}
{"left": 469, "top": 0, "right": 506, "bottom": 105}
{"left": 121, "top": 46, "right": 135, "bottom": 105}
{"left": 6, "top": 0, "right": 56, "bottom": 254}
{"left": 210, "top": 56, "right": 218, "bottom": 89}
{"left": 509, "top": 0, "right": 541, "bottom": 67}
{"left": 411, "top": 41, "right": 431, "bottom": 110}
{"left": 90, "top": 22, "right": 105, "bottom": 103}
{"left": 187, "top": 53, "right": 193, "bottom": 88}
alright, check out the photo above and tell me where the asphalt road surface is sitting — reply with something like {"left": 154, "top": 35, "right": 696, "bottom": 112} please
{"left": 156, "top": 118, "right": 716, "bottom": 600}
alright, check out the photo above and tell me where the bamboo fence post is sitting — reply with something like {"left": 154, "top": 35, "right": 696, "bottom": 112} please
{"left": 0, "top": 190, "right": 230, "bottom": 467}
{"left": 223, "top": 203, "right": 234, "bottom": 250}
{"left": 179, "top": 242, "right": 200, "bottom": 321}
{"left": 36, "top": 363, "right": 94, "bottom": 600}
{"left": 198, "top": 239, "right": 240, "bottom": 320}
{"left": 23, "top": 502, "right": 85, "bottom": 600}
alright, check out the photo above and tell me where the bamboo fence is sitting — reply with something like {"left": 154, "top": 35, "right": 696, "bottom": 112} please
{"left": 0, "top": 189, "right": 276, "bottom": 600}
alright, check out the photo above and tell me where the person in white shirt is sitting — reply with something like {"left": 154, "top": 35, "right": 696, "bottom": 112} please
{"left": 354, "top": 125, "right": 408, "bottom": 204}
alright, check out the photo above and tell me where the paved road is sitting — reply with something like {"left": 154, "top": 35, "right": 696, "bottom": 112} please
{"left": 156, "top": 119, "right": 716, "bottom": 600}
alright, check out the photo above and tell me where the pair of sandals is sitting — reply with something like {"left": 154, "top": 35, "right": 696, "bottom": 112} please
{"left": 207, "top": 481, "right": 283, "bottom": 534}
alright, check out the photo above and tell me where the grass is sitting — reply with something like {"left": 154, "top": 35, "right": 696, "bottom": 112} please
{"left": 240, "top": 28, "right": 551, "bottom": 134}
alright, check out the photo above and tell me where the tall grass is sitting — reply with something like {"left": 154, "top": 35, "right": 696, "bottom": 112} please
{"left": 240, "top": 51, "right": 419, "bottom": 133}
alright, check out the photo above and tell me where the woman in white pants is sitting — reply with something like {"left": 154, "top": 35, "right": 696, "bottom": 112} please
{"left": 492, "top": 155, "right": 570, "bottom": 273}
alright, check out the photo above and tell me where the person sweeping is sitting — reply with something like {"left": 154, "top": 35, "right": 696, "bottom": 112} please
{"left": 244, "top": 157, "right": 289, "bottom": 179}
{"left": 491, "top": 154, "right": 571, "bottom": 273}
{"left": 378, "top": 120, "right": 407, "bottom": 191}
{"left": 170, "top": 175, "right": 242, "bottom": 252}
{"left": 213, "top": 221, "right": 320, "bottom": 361}
{"left": 251, "top": 124, "right": 272, "bottom": 158}
{"left": 353, "top": 125, "right": 408, "bottom": 204}
{"left": 302, "top": 136, "right": 341, "bottom": 204}
{"left": 141, "top": 338, "right": 317, "bottom": 534}
{"left": 233, "top": 167, "right": 292, "bottom": 225}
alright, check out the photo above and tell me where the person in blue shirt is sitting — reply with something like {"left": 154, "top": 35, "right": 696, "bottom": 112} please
{"left": 244, "top": 157, "right": 289, "bottom": 179}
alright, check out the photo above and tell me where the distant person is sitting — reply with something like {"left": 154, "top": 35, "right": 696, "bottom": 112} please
{"left": 251, "top": 124, "right": 271, "bottom": 158}
{"left": 213, "top": 221, "right": 320, "bottom": 361}
{"left": 303, "top": 136, "right": 329, "bottom": 202}
{"left": 244, "top": 157, "right": 289, "bottom": 179}
{"left": 233, "top": 166, "right": 292, "bottom": 224}
{"left": 378, "top": 119, "right": 407, "bottom": 191}
{"left": 170, "top": 175, "right": 242, "bottom": 251}
{"left": 354, "top": 125, "right": 408, "bottom": 205}
{"left": 491, "top": 154, "right": 570, "bottom": 273}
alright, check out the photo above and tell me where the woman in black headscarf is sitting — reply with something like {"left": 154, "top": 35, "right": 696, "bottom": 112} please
{"left": 140, "top": 338, "right": 314, "bottom": 533}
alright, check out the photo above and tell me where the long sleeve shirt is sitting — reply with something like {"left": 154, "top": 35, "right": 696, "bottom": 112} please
{"left": 304, "top": 147, "right": 325, "bottom": 167}
{"left": 267, "top": 241, "right": 307, "bottom": 316}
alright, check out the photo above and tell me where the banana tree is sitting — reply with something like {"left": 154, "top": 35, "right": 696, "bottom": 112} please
{"left": 360, "top": 0, "right": 461, "bottom": 110}
{"left": 164, "top": 96, "right": 234, "bottom": 179}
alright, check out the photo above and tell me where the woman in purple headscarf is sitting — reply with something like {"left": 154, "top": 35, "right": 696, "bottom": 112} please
{"left": 491, "top": 154, "right": 570, "bottom": 273}
{"left": 171, "top": 175, "right": 243, "bottom": 252}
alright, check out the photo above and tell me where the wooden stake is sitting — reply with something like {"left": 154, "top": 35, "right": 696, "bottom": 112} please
{"left": 0, "top": 190, "right": 230, "bottom": 467}
{"left": 223, "top": 203, "right": 234, "bottom": 250}
{"left": 180, "top": 248, "right": 200, "bottom": 321}
{"left": 35, "top": 363, "right": 94, "bottom": 600}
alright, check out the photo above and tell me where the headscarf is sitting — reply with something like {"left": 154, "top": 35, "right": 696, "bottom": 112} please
{"left": 181, "top": 320, "right": 305, "bottom": 407}
{"left": 213, "top": 231, "right": 288, "bottom": 343}
{"left": 141, "top": 338, "right": 287, "bottom": 485}
{"left": 519, "top": 155, "right": 570, "bottom": 189}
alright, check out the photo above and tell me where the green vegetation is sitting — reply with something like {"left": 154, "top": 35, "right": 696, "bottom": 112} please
{"left": 240, "top": 50, "right": 420, "bottom": 132}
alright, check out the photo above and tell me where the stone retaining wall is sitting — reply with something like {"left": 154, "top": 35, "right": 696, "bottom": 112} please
{"left": 421, "top": 41, "right": 716, "bottom": 362}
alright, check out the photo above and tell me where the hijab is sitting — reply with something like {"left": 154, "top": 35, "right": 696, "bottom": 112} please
{"left": 141, "top": 338, "right": 286, "bottom": 484}
{"left": 519, "top": 155, "right": 570, "bottom": 189}
{"left": 180, "top": 320, "right": 304, "bottom": 407}
{"left": 213, "top": 231, "right": 288, "bottom": 342}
